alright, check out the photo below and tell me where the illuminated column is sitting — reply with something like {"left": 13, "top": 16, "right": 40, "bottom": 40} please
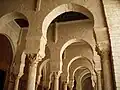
{"left": 53, "top": 72, "right": 61, "bottom": 90}
{"left": 96, "top": 43, "right": 113, "bottom": 90}
{"left": 94, "top": 27, "right": 113, "bottom": 90}
{"left": 100, "top": 49, "right": 113, "bottom": 90}
{"left": 27, "top": 54, "right": 39, "bottom": 90}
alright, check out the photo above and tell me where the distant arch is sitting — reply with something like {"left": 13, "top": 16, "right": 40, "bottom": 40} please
{"left": 60, "top": 39, "right": 93, "bottom": 62}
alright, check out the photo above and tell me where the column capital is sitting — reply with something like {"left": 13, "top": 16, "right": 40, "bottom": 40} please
{"left": 96, "top": 41, "right": 110, "bottom": 57}
{"left": 26, "top": 53, "right": 39, "bottom": 66}
{"left": 53, "top": 71, "right": 61, "bottom": 79}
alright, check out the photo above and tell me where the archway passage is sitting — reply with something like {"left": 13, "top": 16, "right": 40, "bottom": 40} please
{"left": 0, "top": 34, "right": 13, "bottom": 90}
{"left": 82, "top": 77, "right": 93, "bottom": 90}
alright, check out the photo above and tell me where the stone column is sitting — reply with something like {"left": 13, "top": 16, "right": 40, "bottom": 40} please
{"left": 68, "top": 79, "right": 74, "bottom": 90}
{"left": 94, "top": 27, "right": 113, "bottom": 90}
{"left": 101, "top": 50, "right": 113, "bottom": 90}
{"left": 27, "top": 54, "right": 39, "bottom": 90}
{"left": 96, "top": 45, "right": 113, "bottom": 90}
{"left": 96, "top": 70, "right": 102, "bottom": 90}
{"left": 53, "top": 72, "right": 61, "bottom": 90}
{"left": 63, "top": 81, "right": 67, "bottom": 90}
{"left": 14, "top": 52, "right": 26, "bottom": 90}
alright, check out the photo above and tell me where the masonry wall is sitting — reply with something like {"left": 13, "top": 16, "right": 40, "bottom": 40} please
{"left": 102, "top": 0, "right": 120, "bottom": 89}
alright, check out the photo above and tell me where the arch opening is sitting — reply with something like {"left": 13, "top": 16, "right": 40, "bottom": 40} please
{"left": 0, "top": 34, "right": 13, "bottom": 90}
{"left": 42, "top": 3, "right": 94, "bottom": 37}
{"left": 60, "top": 39, "right": 94, "bottom": 62}
{"left": 14, "top": 19, "right": 29, "bottom": 28}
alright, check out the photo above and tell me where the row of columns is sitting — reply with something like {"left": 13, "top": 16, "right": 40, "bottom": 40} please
{"left": 12, "top": 51, "right": 113, "bottom": 90}
{"left": 12, "top": 45, "right": 113, "bottom": 90}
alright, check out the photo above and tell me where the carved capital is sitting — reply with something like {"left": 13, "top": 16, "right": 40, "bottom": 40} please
{"left": 96, "top": 42, "right": 110, "bottom": 58}
{"left": 27, "top": 54, "right": 39, "bottom": 66}
{"left": 27, "top": 54, "right": 37, "bottom": 62}
{"left": 53, "top": 71, "right": 61, "bottom": 79}
{"left": 96, "top": 70, "right": 101, "bottom": 77}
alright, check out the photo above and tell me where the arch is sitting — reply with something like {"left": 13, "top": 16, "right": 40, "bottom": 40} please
{"left": 0, "top": 12, "right": 29, "bottom": 55}
{"left": 0, "top": 34, "right": 14, "bottom": 90}
{"left": 67, "top": 56, "right": 93, "bottom": 82}
{"left": 67, "top": 56, "right": 93, "bottom": 74}
{"left": 36, "top": 59, "right": 50, "bottom": 89}
{"left": 74, "top": 67, "right": 91, "bottom": 90}
{"left": 38, "top": 59, "right": 50, "bottom": 76}
{"left": 42, "top": 3, "right": 94, "bottom": 38}
{"left": 73, "top": 66, "right": 90, "bottom": 80}
{"left": 0, "top": 33, "right": 14, "bottom": 58}
{"left": 81, "top": 73, "right": 91, "bottom": 84}
{"left": 60, "top": 39, "right": 93, "bottom": 62}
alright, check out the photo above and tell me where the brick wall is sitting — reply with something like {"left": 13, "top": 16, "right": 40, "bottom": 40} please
{"left": 102, "top": 0, "right": 120, "bottom": 89}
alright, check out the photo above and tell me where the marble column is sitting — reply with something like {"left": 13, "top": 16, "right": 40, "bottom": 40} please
{"left": 97, "top": 47, "right": 113, "bottom": 90}
{"left": 94, "top": 27, "right": 113, "bottom": 90}
{"left": 27, "top": 54, "right": 39, "bottom": 90}
{"left": 101, "top": 50, "right": 113, "bottom": 90}
{"left": 53, "top": 72, "right": 61, "bottom": 90}
{"left": 63, "top": 81, "right": 67, "bottom": 90}
{"left": 96, "top": 70, "right": 102, "bottom": 90}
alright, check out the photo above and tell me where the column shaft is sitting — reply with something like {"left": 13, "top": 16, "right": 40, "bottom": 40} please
{"left": 101, "top": 51, "right": 113, "bottom": 90}
{"left": 63, "top": 82, "right": 67, "bottom": 90}
{"left": 53, "top": 72, "right": 60, "bottom": 90}
{"left": 27, "top": 63, "right": 38, "bottom": 90}
{"left": 97, "top": 71, "right": 102, "bottom": 90}
{"left": 54, "top": 77, "right": 59, "bottom": 90}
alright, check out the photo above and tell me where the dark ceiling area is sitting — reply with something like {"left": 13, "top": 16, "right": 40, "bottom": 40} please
{"left": 52, "top": 11, "right": 88, "bottom": 23}
{"left": 14, "top": 19, "right": 29, "bottom": 28}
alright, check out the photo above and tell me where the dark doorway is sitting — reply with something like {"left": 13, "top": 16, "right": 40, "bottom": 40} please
{"left": 0, "top": 70, "right": 6, "bottom": 90}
